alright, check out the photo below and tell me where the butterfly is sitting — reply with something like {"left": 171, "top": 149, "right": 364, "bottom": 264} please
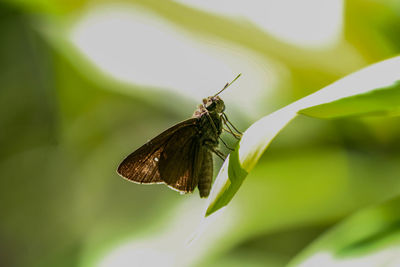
{"left": 117, "top": 74, "right": 242, "bottom": 198}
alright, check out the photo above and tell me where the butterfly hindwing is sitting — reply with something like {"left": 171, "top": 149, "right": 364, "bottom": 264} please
{"left": 159, "top": 129, "right": 203, "bottom": 193}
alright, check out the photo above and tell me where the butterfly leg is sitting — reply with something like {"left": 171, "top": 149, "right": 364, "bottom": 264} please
{"left": 211, "top": 148, "right": 226, "bottom": 161}
{"left": 222, "top": 113, "right": 242, "bottom": 134}
{"left": 222, "top": 113, "right": 242, "bottom": 137}
{"left": 204, "top": 140, "right": 226, "bottom": 161}
{"left": 218, "top": 136, "right": 234, "bottom": 151}
{"left": 222, "top": 117, "right": 241, "bottom": 139}
{"left": 223, "top": 127, "right": 241, "bottom": 140}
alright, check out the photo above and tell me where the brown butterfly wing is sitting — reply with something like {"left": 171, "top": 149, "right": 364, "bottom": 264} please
{"left": 158, "top": 129, "right": 204, "bottom": 193}
{"left": 117, "top": 118, "right": 198, "bottom": 186}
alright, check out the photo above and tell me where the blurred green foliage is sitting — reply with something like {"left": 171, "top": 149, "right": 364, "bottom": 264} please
{"left": 1, "top": 1, "right": 400, "bottom": 267}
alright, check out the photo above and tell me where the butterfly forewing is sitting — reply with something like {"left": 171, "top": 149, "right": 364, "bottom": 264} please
{"left": 117, "top": 143, "right": 164, "bottom": 184}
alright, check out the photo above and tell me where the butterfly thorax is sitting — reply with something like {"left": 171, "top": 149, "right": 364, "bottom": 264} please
{"left": 192, "top": 96, "right": 224, "bottom": 145}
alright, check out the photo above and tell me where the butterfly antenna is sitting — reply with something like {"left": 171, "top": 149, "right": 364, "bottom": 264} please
{"left": 214, "top": 73, "right": 242, "bottom": 96}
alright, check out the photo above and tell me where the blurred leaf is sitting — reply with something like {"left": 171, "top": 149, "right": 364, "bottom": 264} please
{"left": 288, "top": 196, "right": 400, "bottom": 267}
{"left": 3, "top": 0, "right": 86, "bottom": 14}
{"left": 0, "top": 3, "right": 57, "bottom": 160}
{"left": 206, "top": 56, "right": 400, "bottom": 216}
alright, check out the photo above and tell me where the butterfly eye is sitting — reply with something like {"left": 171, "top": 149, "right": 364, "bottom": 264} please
{"left": 202, "top": 98, "right": 207, "bottom": 105}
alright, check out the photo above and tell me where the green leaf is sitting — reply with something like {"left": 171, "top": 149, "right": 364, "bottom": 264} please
{"left": 299, "top": 81, "right": 400, "bottom": 118}
{"left": 206, "top": 55, "right": 400, "bottom": 216}
{"left": 205, "top": 147, "right": 248, "bottom": 216}
{"left": 288, "top": 196, "right": 400, "bottom": 267}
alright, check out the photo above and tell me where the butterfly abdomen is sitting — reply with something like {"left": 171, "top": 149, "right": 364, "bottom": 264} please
{"left": 198, "top": 151, "right": 213, "bottom": 197}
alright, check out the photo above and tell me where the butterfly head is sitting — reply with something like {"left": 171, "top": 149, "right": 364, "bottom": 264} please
{"left": 203, "top": 96, "right": 225, "bottom": 113}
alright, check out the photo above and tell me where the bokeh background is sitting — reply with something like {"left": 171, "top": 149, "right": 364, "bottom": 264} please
{"left": 1, "top": 0, "right": 400, "bottom": 266}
